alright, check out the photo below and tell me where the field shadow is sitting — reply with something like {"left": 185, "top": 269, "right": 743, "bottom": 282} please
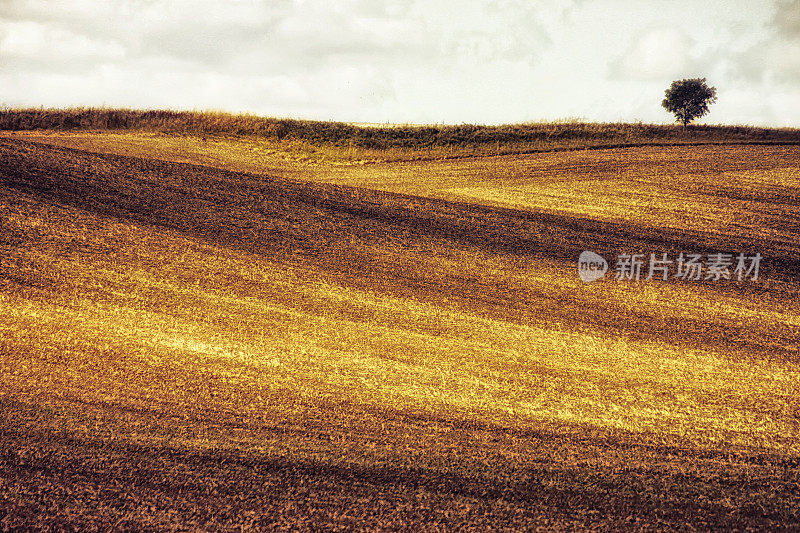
{"left": 1, "top": 138, "right": 799, "bottom": 364}
{"left": 1, "top": 396, "right": 798, "bottom": 531}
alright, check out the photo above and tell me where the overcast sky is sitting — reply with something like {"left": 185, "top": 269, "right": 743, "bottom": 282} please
{"left": 1, "top": 0, "right": 798, "bottom": 126}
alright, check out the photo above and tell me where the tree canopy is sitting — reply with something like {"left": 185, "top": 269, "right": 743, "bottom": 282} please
{"left": 662, "top": 78, "right": 717, "bottom": 127}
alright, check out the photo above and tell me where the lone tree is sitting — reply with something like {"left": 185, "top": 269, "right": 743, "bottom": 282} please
{"left": 661, "top": 78, "right": 717, "bottom": 128}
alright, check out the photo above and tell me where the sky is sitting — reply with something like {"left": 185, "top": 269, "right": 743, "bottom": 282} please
{"left": 1, "top": 0, "right": 799, "bottom": 126}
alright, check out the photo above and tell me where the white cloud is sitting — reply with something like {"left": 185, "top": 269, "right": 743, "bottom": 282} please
{"left": 0, "top": 0, "right": 798, "bottom": 126}
{"left": 732, "top": 0, "right": 800, "bottom": 85}
{"left": 610, "top": 28, "right": 697, "bottom": 81}
{"left": 775, "top": 0, "right": 800, "bottom": 37}
{"left": 0, "top": 20, "right": 125, "bottom": 67}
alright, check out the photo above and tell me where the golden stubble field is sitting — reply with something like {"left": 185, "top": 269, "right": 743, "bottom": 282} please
{"left": 0, "top": 132, "right": 798, "bottom": 530}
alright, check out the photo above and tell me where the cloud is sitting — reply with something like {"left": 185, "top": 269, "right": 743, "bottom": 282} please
{"left": 736, "top": 40, "right": 800, "bottom": 84}
{"left": 0, "top": 20, "right": 123, "bottom": 60}
{"left": 0, "top": 0, "right": 555, "bottom": 120}
{"left": 0, "top": 0, "right": 796, "bottom": 125}
{"left": 0, "top": 0, "right": 550, "bottom": 73}
{"left": 608, "top": 27, "right": 720, "bottom": 82}
{"left": 774, "top": 0, "right": 800, "bottom": 37}
{"left": 729, "top": 0, "right": 800, "bottom": 84}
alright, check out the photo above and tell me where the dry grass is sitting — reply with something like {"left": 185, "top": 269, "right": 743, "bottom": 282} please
{"left": 0, "top": 133, "right": 798, "bottom": 529}
{"left": 2, "top": 107, "right": 799, "bottom": 161}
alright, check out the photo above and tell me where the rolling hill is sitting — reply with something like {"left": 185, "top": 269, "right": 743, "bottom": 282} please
{"left": 0, "top": 131, "right": 798, "bottom": 530}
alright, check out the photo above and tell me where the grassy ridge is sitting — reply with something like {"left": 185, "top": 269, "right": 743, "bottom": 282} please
{"left": 2, "top": 108, "right": 799, "bottom": 156}
{"left": 0, "top": 138, "right": 798, "bottom": 529}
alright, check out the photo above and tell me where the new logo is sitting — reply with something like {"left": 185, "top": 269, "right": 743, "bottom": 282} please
{"left": 578, "top": 251, "right": 608, "bottom": 283}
